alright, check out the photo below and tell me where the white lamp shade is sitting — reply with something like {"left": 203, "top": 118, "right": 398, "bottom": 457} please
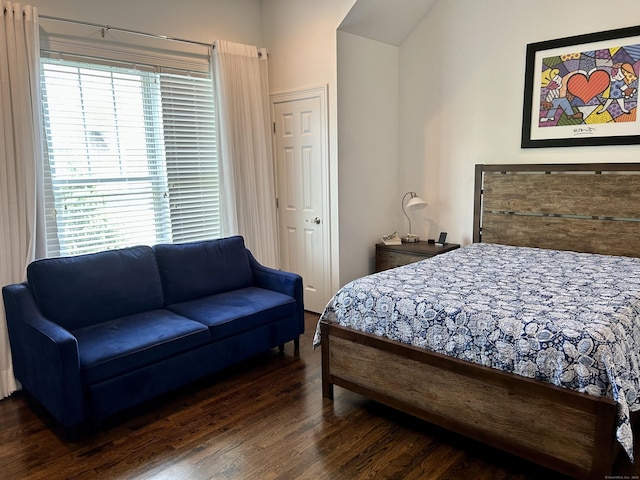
{"left": 406, "top": 195, "right": 427, "bottom": 209}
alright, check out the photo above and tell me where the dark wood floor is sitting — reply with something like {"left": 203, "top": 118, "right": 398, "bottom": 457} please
{"left": 1, "top": 312, "right": 638, "bottom": 479}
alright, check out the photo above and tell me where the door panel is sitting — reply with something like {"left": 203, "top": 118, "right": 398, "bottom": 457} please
{"left": 272, "top": 87, "right": 329, "bottom": 313}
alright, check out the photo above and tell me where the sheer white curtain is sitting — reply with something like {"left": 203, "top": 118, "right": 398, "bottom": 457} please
{"left": 213, "top": 40, "right": 279, "bottom": 268}
{"left": 0, "top": 2, "right": 41, "bottom": 398}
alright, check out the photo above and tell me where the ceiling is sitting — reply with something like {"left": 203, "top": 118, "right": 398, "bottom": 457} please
{"left": 338, "top": 0, "right": 437, "bottom": 46}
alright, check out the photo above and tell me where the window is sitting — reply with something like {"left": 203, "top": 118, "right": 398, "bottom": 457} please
{"left": 40, "top": 55, "right": 219, "bottom": 257}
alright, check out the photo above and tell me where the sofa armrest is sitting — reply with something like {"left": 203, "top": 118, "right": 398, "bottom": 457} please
{"left": 247, "top": 251, "right": 304, "bottom": 332}
{"left": 2, "top": 283, "right": 86, "bottom": 427}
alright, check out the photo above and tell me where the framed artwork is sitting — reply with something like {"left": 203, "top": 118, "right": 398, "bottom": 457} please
{"left": 521, "top": 25, "right": 640, "bottom": 148}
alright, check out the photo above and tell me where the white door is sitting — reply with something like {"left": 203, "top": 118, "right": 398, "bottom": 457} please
{"left": 271, "top": 86, "right": 329, "bottom": 314}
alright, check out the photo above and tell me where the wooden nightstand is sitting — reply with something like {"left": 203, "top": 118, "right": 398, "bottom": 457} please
{"left": 375, "top": 241, "right": 460, "bottom": 272}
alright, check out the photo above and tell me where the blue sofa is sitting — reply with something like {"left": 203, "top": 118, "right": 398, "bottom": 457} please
{"left": 2, "top": 236, "right": 303, "bottom": 432}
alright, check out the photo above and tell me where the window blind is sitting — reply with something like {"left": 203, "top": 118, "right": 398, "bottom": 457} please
{"left": 160, "top": 71, "right": 219, "bottom": 243}
{"left": 40, "top": 56, "right": 220, "bottom": 257}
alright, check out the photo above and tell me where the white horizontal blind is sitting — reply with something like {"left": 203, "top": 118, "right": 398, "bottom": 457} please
{"left": 40, "top": 56, "right": 220, "bottom": 257}
{"left": 160, "top": 71, "right": 219, "bottom": 243}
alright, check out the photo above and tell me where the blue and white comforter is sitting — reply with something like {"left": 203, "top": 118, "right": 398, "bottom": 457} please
{"left": 314, "top": 243, "right": 640, "bottom": 459}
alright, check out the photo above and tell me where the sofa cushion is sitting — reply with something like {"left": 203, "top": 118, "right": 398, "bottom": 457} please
{"left": 167, "top": 287, "right": 296, "bottom": 340}
{"left": 27, "top": 246, "right": 164, "bottom": 331}
{"left": 72, "top": 309, "right": 211, "bottom": 384}
{"left": 154, "top": 236, "right": 254, "bottom": 304}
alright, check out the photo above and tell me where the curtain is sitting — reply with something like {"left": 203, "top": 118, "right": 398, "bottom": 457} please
{"left": 213, "top": 40, "right": 280, "bottom": 268}
{"left": 0, "top": 2, "right": 41, "bottom": 398}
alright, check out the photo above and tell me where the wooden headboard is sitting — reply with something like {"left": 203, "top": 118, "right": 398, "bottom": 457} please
{"left": 473, "top": 163, "right": 640, "bottom": 258}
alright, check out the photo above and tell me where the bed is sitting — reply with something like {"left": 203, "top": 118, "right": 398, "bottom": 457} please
{"left": 315, "top": 163, "right": 640, "bottom": 480}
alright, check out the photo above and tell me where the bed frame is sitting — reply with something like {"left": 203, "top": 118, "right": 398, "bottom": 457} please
{"left": 321, "top": 163, "right": 640, "bottom": 479}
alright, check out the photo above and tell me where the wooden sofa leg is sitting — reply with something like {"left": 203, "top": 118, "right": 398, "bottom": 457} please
{"left": 278, "top": 338, "right": 300, "bottom": 355}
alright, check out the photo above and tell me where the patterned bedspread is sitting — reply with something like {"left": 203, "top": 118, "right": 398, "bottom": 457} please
{"left": 314, "top": 243, "right": 640, "bottom": 460}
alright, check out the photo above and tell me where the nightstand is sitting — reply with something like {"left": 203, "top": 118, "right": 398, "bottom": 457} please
{"left": 375, "top": 241, "right": 460, "bottom": 272}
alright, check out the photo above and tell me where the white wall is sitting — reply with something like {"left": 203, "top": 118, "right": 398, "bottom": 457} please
{"left": 400, "top": 0, "right": 640, "bottom": 246}
{"left": 337, "top": 31, "right": 399, "bottom": 281}
{"left": 31, "top": 0, "right": 263, "bottom": 46}
{"left": 261, "top": 0, "right": 357, "bottom": 290}
{"left": 262, "top": 0, "right": 411, "bottom": 285}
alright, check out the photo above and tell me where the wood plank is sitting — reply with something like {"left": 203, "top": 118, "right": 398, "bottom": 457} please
{"left": 479, "top": 162, "right": 640, "bottom": 173}
{"left": 483, "top": 172, "right": 640, "bottom": 219}
{"left": 327, "top": 332, "right": 615, "bottom": 478}
{"left": 473, "top": 163, "right": 640, "bottom": 245}
{"left": 481, "top": 212, "right": 640, "bottom": 257}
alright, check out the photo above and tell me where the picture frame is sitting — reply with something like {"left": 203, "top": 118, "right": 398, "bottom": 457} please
{"left": 521, "top": 25, "right": 640, "bottom": 148}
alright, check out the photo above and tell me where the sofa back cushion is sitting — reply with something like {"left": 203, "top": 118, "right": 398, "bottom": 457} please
{"left": 154, "top": 236, "right": 253, "bottom": 305}
{"left": 27, "top": 245, "right": 164, "bottom": 331}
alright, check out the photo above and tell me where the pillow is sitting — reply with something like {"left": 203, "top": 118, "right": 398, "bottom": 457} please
{"left": 27, "top": 245, "right": 164, "bottom": 330}
{"left": 154, "top": 236, "right": 253, "bottom": 305}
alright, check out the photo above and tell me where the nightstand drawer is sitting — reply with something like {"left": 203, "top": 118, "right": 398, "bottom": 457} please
{"left": 375, "top": 241, "right": 460, "bottom": 272}
{"left": 376, "top": 250, "right": 428, "bottom": 271}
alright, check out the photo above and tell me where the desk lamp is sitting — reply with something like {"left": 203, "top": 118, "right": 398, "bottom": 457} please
{"left": 401, "top": 191, "right": 427, "bottom": 243}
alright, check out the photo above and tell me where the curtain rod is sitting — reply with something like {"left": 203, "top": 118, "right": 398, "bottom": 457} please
{"left": 39, "top": 14, "right": 214, "bottom": 49}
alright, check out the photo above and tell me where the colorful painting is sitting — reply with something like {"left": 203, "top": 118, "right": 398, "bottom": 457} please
{"left": 522, "top": 26, "right": 640, "bottom": 147}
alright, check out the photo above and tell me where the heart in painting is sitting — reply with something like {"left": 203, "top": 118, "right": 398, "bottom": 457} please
{"left": 566, "top": 70, "right": 610, "bottom": 103}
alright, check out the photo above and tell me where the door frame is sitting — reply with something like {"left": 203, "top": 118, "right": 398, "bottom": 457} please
{"left": 270, "top": 84, "right": 331, "bottom": 312}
